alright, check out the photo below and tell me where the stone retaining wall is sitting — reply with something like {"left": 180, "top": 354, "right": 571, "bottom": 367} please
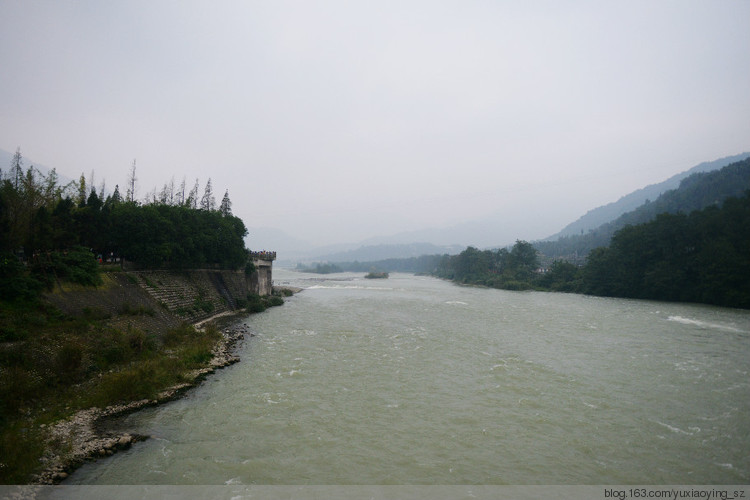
{"left": 44, "top": 267, "right": 270, "bottom": 336}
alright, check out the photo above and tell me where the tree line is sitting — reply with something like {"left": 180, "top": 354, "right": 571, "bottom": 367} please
{"left": 0, "top": 150, "right": 249, "bottom": 301}
{"left": 431, "top": 192, "right": 750, "bottom": 309}
{"left": 433, "top": 240, "right": 541, "bottom": 290}
{"left": 300, "top": 254, "right": 445, "bottom": 275}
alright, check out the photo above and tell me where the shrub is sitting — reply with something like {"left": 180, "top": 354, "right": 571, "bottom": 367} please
{"left": 266, "top": 296, "right": 284, "bottom": 307}
{"left": 126, "top": 328, "right": 156, "bottom": 354}
{"left": 0, "top": 252, "right": 42, "bottom": 302}
{"left": 193, "top": 298, "right": 214, "bottom": 314}
{"left": 39, "top": 246, "right": 103, "bottom": 287}
{"left": 117, "top": 303, "right": 155, "bottom": 317}
{"left": 55, "top": 343, "right": 84, "bottom": 380}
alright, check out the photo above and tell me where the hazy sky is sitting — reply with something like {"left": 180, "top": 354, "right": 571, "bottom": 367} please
{"left": 2, "top": 1, "right": 749, "bottom": 249}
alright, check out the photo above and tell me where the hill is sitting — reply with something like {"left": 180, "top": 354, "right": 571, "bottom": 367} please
{"left": 545, "top": 152, "right": 750, "bottom": 241}
{"left": 535, "top": 157, "right": 750, "bottom": 261}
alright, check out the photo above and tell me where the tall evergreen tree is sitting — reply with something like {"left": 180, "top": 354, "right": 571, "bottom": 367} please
{"left": 219, "top": 190, "right": 232, "bottom": 216}
{"left": 187, "top": 178, "right": 200, "bottom": 209}
{"left": 111, "top": 184, "right": 122, "bottom": 204}
{"left": 10, "top": 147, "right": 24, "bottom": 190}
{"left": 77, "top": 174, "right": 87, "bottom": 207}
{"left": 200, "top": 178, "right": 215, "bottom": 211}
{"left": 126, "top": 160, "right": 137, "bottom": 203}
{"left": 177, "top": 177, "right": 186, "bottom": 206}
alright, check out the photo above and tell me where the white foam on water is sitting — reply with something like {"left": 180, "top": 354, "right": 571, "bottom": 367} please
{"left": 667, "top": 316, "right": 747, "bottom": 333}
{"left": 307, "top": 284, "right": 393, "bottom": 291}
{"left": 446, "top": 300, "right": 468, "bottom": 305}
{"left": 654, "top": 420, "right": 696, "bottom": 435}
{"left": 291, "top": 329, "right": 317, "bottom": 336}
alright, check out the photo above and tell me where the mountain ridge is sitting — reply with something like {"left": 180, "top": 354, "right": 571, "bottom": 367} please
{"left": 544, "top": 152, "right": 750, "bottom": 241}
{"left": 535, "top": 156, "right": 750, "bottom": 261}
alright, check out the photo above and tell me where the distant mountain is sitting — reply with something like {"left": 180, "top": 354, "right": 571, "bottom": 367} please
{"left": 535, "top": 156, "right": 750, "bottom": 261}
{"left": 355, "top": 218, "right": 527, "bottom": 250}
{"left": 545, "top": 152, "right": 750, "bottom": 241}
{"left": 244, "top": 227, "right": 323, "bottom": 266}
{"left": 309, "top": 242, "right": 463, "bottom": 263}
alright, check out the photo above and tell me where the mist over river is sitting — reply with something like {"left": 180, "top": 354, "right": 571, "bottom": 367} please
{"left": 69, "top": 270, "right": 750, "bottom": 484}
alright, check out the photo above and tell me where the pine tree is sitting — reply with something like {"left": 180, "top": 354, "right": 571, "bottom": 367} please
{"left": 126, "top": 160, "right": 137, "bottom": 203}
{"left": 219, "top": 189, "right": 232, "bottom": 216}
{"left": 177, "top": 177, "right": 186, "bottom": 206}
{"left": 77, "top": 173, "right": 87, "bottom": 207}
{"left": 10, "top": 147, "right": 24, "bottom": 190}
{"left": 111, "top": 184, "right": 122, "bottom": 203}
{"left": 200, "top": 177, "right": 215, "bottom": 211}
{"left": 187, "top": 178, "right": 200, "bottom": 209}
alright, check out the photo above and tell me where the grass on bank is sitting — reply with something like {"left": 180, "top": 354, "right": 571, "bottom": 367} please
{"left": 0, "top": 301, "right": 221, "bottom": 484}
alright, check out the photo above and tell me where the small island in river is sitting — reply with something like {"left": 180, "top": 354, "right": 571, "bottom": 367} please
{"left": 364, "top": 271, "right": 389, "bottom": 279}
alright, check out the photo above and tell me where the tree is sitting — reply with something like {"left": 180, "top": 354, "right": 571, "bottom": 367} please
{"left": 219, "top": 190, "right": 232, "bottom": 216}
{"left": 10, "top": 147, "right": 24, "bottom": 190}
{"left": 538, "top": 260, "right": 581, "bottom": 292}
{"left": 111, "top": 184, "right": 122, "bottom": 204}
{"left": 187, "top": 178, "right": 200, "bottom": 209}
{"left": 126, "top": 160, "right": 137, "bottom": 203}
{"left": 167, "top": 177, "right": 176, "bottom": 205}
{"left": 177, "top": 177, "right": 186, "bottom": 206}
{"left": 200, "top": 178, "right": 215, "bottom": 211}
{"left": 508, "top": 240, "right": 539, "bottom": 280}
{"left": 86, "top": 188, "right": 103, "bottom": 211}
{"left": 77, "top": 173, "right": 87, "bottom": 207}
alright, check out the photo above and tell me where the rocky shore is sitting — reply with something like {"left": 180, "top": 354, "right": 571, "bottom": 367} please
{"left": 32, "top": 321, "right": 252, "bottom": 485}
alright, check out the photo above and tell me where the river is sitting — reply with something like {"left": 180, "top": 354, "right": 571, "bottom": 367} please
{"left": 67, "top": 269, "right": 750, "bottom": 484}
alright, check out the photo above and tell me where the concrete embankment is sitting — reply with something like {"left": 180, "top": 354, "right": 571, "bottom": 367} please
{"left": 45, "top": 269, "right": 264, "bottom": 336}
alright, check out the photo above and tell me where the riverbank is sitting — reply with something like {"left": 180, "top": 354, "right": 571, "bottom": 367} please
{"left": 1, "top": 270, "right": 296, "bottom": 484}
{"left": 33, "top": 318, "right": 250, "bottom": 484}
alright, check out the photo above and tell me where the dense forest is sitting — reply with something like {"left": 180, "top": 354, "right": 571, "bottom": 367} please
{"left": 0, "top": 151, "right": 262, "bottom": 483}
{"left": 0, "top": 150, "right": 249, "bottom": 301}
{"left": 535, "top": 157, "right": 750, "bottom": 262}
{"left": 433, "top": 192, "right": 750, "bottom": 309}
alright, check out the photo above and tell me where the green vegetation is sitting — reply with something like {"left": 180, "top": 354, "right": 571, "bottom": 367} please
{"left": 296, "top": 262, "right": 343, "bottom": 274}
{"left": 433, "top": 240, "right": 540, "bottom": 290}
{"left": 0, "top": 150, "right": 277, "bottom": 483}
{"left": 0, "top": 300, "right": 222, "bottom": 483}
{"left": 0, "top": 150, "right": 249, "bottom": 305}
{"left": 579, "top": 194, "right": 750, "bottom": 307}
{"left": 335, "top": 254, "right": 443, "bottom": 274}
{"left": 331, "top": 160, "right": 750, "bottom": 309}
{"left": 364, "top": 271, "right": 389, "bottom": 279}
{"left": 432, "top": 193, "right": 750, "bottom": 309}
{"left": 245, "top": 293, "right": 285, "bottom": 313}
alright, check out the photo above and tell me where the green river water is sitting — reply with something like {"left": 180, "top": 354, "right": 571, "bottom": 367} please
{"left": 66, "top": 269, "right": 750, "bottom": 485}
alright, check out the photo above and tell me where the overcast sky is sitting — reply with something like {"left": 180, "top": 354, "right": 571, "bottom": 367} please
{"left": 1, "top": 1, "right": 749, "bottom": 249}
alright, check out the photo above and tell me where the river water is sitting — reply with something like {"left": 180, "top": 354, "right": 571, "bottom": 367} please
{"left": 68, "top": 270, "right": 750, "bottom": 484}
